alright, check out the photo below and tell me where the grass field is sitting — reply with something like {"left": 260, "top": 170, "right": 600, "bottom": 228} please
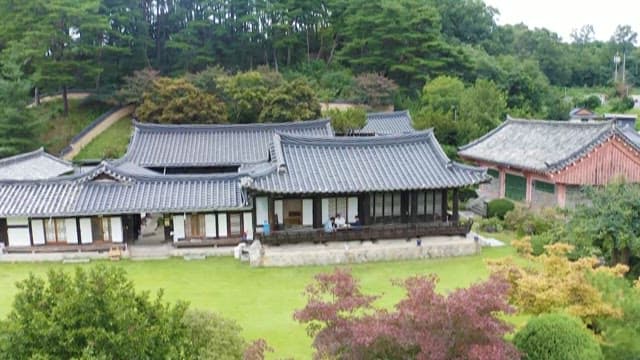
{"left": 31, "top": 99, "right": 112, "bottom": 154}
{"left": 74, "top": 117, "right": 133, "bottom": 161}
{"left": 0, "top": 245, "right": 521, "bottom": 359}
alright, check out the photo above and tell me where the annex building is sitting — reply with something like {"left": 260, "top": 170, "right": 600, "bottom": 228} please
{"left": 0, "top": 111, "right": 488, "bottom": 251}
{"left": 459, "top": 117, "right": 640, "bottom": 208}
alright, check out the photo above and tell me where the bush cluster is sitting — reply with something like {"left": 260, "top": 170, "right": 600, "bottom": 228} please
{"left": 487, "top": 199, "right": 515, "bottom": 219}
{"left": 514, "top": 313, "right": 603, "bottom": 360}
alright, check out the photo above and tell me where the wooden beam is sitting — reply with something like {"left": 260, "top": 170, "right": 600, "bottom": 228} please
{"left": 452, "top": 189, "right": 459, "bottom": 222}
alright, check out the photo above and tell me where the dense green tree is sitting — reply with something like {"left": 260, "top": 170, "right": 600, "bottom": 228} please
{"left": 0, "top": 266, "right": 189, "bottom": 359}
{"left": 421, "top": 76, "right": 465, "bottom": 113}
{"left": 259, "top": 78, "right": 321, "bottom": 122}
{"left": 591, "top": 273, "right": 640, "bottom": 360}
{"left": 326, "top": 107, "right": 366, "bottom": 133}
{"left": 112, "top": 67, "right": 159, "bottom": 105}
{"left": 219, "top": 70, "right": 284, "bottom": 123}
{"left": 514, "top": 313, "right": 603, "bottom": 360}
{"left": 428, "top": 0, "right": 497, "bottom": 45}
{"left": 0, "top": 0, "right": 109, "bottom": 115}
{"left": 136, "top": 77, "right": 228, "bottom": 124}
{"left": 0, "top": 60, "right": 39, "bottom": 157}
{"left": 565, "top": 181, "right": 640, "bottom": 267}
{"left": 0, "top": 266, "right": 247, "bottom": 360}
{"left": 338, "top": 0, "right": 465, "bottom": 89}
{"left": 458, "top": 79, "right": 506, "bottom": 143}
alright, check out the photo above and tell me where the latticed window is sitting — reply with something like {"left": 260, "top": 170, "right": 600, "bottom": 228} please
{"left": 534, "top": 180, "right": 555, "bottom": 194}
{"left": 505, "top": 174, "right": 526, "bottom": 201}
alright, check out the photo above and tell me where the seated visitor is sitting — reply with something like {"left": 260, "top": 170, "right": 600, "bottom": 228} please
{"left": 324, "top": 217, "right": 336, "bottom": 233}
{"left": 350, "top": 215, "right": 362, "bottom": 228}
{"left": 335, "top": 213, "right": 346, "bottom": 228}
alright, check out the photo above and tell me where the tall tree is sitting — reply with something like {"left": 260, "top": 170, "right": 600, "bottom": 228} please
{"left": 0, "top": 60, "right": 39, "bottom": 157}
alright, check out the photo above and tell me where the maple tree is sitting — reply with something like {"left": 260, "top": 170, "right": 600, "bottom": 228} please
{"left": 294, "top": 268, "right": 519, "bottom": 360}
{"left": 489, "top": 242, "right": 627, "bottom": 326}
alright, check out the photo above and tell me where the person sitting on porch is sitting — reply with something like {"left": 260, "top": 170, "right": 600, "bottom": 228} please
{"left": 350, "top": 215, "right": 362, "bottom": 228}
{"left": 324, "top": 217, "right": 336, "bottom": 233}
{"left": 335, "top": 213, "right": 346, "bottom": 228}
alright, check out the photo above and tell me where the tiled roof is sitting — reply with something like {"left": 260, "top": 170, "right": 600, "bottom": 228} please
{"left": 123, "top": 119, "right": 334, "bottom": 167}
{"left": 360, "top": 110, "right": 415, "bottom": 135}
{"left": 458, "top": 118, "right": 640, "bottom": 173}
{"left": 0, "top": 162, "right": 248, "bottom": 217}
{"left": 0, "top": 148, "right": 73, "bottom": 180}
{"left": 245, "top": 131, "right": 487, "bottom": 194}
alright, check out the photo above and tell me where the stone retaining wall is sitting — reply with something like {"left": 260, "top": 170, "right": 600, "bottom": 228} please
{"left": 248, "top": 236, "right": 480, "bottom": 267}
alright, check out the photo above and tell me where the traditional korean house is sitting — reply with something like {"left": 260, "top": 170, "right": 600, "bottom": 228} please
{"left": 122, "top": 119, "right": 333, "bottom": 174}
{"left": 0, "top": 117, "right": 487, "bottom": 251}
{"left": 243, "top": 130, "right": 487, "bottom": 242}
{"left": 459, "top": 118, "right": 640, "bottom": 208}
{"left": 0, "top": 162, "right": 252, "bottom": 250}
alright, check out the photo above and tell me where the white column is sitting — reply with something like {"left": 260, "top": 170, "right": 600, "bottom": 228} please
{"left": 65, "top": 218, "right": 78, "bottom": 244}
{"left": 110, "top": 217, "right": 123, "bottom": 243}
{"left": 173, "top": 215, "right": 185, "bottom": 242}
{"left": 79, "top": 218, "right": 93, "bottom": 244}
{"left": 302, "top": 199, "right": 313, "bottom": 226}
{"left": 218, "top": 213, "right": 228, "bottom": 237}
{"left": 205, "top": 214, "right": 216, "bottom": 238}
{"left": 31, "top": 219, "right": 46, "bottom": 245}
{"left": 243, "top": 212, "right": 254, "bottom": 240}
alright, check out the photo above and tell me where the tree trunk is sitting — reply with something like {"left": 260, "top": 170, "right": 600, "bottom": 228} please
{"left": 328, "top": 33, "right": 338, "bottom": 64}
{"left": 273, "top": 47, "right": 279, "bottom": 72}
{"left": 62, "top": 86, "right": 69, "bottom": 117}
{"left": 620, "top": 246, "right": 631, "bottom": 266}
{"left": 35, "top": 87, "right": 40, "bottom": 106}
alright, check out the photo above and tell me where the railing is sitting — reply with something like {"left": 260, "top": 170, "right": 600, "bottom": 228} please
{"left": 259, "top": 220, "right": 473, "bottom": 246}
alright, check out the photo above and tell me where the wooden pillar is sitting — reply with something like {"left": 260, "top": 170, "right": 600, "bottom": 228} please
{"left": 76, "top": 218, "right": 82, "bottom": 244}
{"left": 0, "top": 218, "right": 7, "bottom": 246}
{"left": 556, "top": 184, "right": 566, "bottom": 208}
{"left": 452, "top": 188, "right": 459, "bottom": 222}
{"left": 499, "top": 168, "right": 506, "bottom": 198}
{"left": 410, "top": 191, "right": 418, "bottom": 223}
{"left": 267, "top": 196, "right": 275, "bottom": 227}
{"left": 441, "top": 189, "right": 448, "bottom": 221}
{"left": 313, "top": 197, "right": 322, "bottom": 228}
{"left": 358, "top": 193, "right": 371, "bottom": 225}
{"left": 400, "top": 191, "right": 410, "bottom": 223}
{"left": 525, "top": 173, "right": 533, "bottom": 204}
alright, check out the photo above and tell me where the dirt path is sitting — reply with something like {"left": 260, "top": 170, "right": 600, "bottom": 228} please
{"left": 62, "top": 104, "right": 135, "bottom": 161}
{"left": 27, "top": 92, "right": 92, "bottom": 108}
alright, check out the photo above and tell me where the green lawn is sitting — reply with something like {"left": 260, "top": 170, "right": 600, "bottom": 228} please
{"left": 0, "top": 246, "right": 520, "bottom": 359}
{"left": 31, "top": 99, "right": 112, "bottom": 154}
{"left": 74, "top": 117, "right": 133, "bottom": 161}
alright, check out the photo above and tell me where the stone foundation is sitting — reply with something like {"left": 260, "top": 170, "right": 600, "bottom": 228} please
{"left": 248, "top": 235, "right": 480, "bottom": 267}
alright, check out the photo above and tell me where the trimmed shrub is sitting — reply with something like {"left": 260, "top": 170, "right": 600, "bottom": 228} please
{"left": 514, "top": 313, "right": 603, "bottom": 360}
{"left": 503, "top": 207, "right": 564, "bottom": 236}
{"left": 487, "top": 199, "right": 515, "bottom": 220}
{"left": 477, "top": 217, "right": 503, "bottom": 233}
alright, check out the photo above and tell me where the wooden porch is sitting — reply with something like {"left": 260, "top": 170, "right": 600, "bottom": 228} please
{"left": 4, "top": 243, "right": 125, "bottom": 254}
{"left": 173, "top": 237, "right": 243, "bottom": 248}
{"left": 259, "top": 220, "right": 473, "bottom": 246}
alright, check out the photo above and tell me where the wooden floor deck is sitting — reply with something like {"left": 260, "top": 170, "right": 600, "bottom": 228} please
{"left": 4, "top": 243, "right": 124, "bottom": 254}
{"left": 259, "top": 221, "right": 473, "bottom": 246}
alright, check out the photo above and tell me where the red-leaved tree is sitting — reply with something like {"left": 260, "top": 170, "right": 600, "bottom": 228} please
{"left": 294, "top": 269, "right": 520, "bottom": 360}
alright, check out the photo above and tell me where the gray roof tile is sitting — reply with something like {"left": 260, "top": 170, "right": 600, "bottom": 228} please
{"left": 458, "top": 118, "right": 640, "bottom": 172}
{"left": 360, "top": 110, "right": 415, "bottom": 135}
{"left": 246, "top": 131, "right": 487, "bottom": 194}
{"left": 123, "top": 119, "right": 334, "bottom": 167}
{"left": 0, "top": 148, "right": 73, "bottom": 180}
{"left": 0, "top": 162, "right": 248, "bottom": 217}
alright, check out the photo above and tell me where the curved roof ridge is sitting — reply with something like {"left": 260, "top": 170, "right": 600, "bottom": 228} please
{"left": 366, "top": 109, "right": 409, "bottom": 117}
{"left": 277, "top": 129, "right": 434, "bottom": 146}
{"left": 132, "top": 118, "right": 331, "bottom": 132}
{"left": 0, "top": 147, "right": 71, "bottom": 167}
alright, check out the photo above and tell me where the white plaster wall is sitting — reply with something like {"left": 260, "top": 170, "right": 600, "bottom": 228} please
{"left": 255, "top": 197, "right": 269, "bottom": 227}
{"left": 173, "top": 215, "right": 185, "bottom": 242}
{"left": 7, "top": 217, "right": 28, "bottom": 226}
{"left": 274, "top": 200, "right": 283, "bottom": 224}
{"left": 65, "top": 218, "right": 78, "bottom": 244}
{"left": 205, "top": 214, "right": 216, "bottom": 238}
{"left": 218, "top": 213, "right": 228, "bottom": 237}
{"left": 110, "top": 217, "right": 123, "bottom": 243}
{"left": 321, "top": 198, "right": 329, "bottom": 223}
{"left": 31, "top": 219, "right": 46, "bottom": 245}
{"left": 348, "top": 197, "right": 358, "bottom": 222}
{"left": 8, "top": 228, "right": 30, "bottom": 246}
{"left": 302, "top": 199, "right": 313, "bottom": 226}
{"left": 79, "top": 218, "right": 93, "bottom": 244}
